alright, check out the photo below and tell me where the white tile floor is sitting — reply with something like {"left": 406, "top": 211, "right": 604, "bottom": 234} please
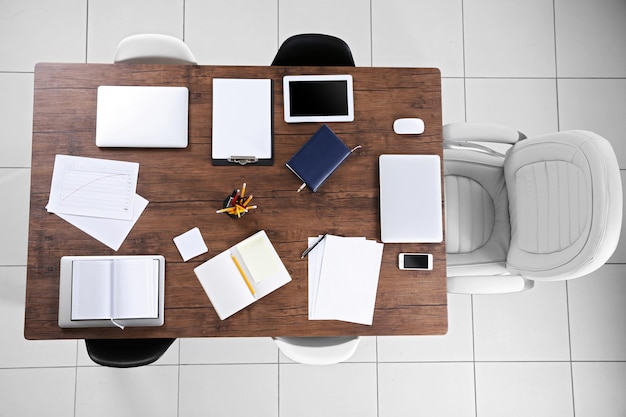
{"left": 1, "top": 0, "right": 625, "bottom": 415}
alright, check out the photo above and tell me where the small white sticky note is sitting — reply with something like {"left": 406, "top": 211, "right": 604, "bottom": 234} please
{"left": 173, "top": 227, "right": 208, "bottom": 261}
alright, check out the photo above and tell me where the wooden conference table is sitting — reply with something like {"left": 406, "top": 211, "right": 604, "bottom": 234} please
{"left": 25, "top": 63, "right": 447, "bottom": 340}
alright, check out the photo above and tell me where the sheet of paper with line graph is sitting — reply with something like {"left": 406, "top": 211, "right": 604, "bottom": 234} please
{"left": 47, "top": 155, "right": 139, "bottom": 220}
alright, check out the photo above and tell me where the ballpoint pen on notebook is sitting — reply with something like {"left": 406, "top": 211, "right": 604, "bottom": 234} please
{"left": 301, "top": 233, "right": 328, "bottom": 258}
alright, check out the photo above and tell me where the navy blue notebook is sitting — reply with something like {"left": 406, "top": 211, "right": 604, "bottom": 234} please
{"left": 286, "top": 124, "right": 352, "bottom": 192}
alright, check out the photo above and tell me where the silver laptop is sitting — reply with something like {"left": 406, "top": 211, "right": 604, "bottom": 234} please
{"left": 96, "top": 86, "right": 189, "bottom": 148}
{"left": 379, "top": 154, "right": 443, "bottom": 243}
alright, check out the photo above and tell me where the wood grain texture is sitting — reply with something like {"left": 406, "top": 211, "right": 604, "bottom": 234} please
{"left": 26, "top": 63, "right": 447, "bottom": 339}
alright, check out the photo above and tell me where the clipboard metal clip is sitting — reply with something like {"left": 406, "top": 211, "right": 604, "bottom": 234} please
{"left": 227, "top": 156, "right": 259, "bottom": 165}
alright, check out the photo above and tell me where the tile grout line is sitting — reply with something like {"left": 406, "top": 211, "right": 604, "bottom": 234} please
{"left": 461, "top": 0, "right": 468, "bottom": 123}
{"left": 85, "top": 0, "right": 89, "bottom": 63}
{"left": 471, "top": 295, "right": 479, "bottom": 417}
{"left": 565, "top": 280, "right": 577, "bottom": 416}
{"left": 370, "top": 0, "right": 374, "bottom": 67}
{"left": 552, "top": 0, "right": 561, "bottom": 132}
{"left": 375, "top": 336, "right": 380, "bottom": 417}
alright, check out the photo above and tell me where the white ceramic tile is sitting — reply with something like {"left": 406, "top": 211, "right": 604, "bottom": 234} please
{"left": 473, "top": 281, "right": 571, "bottom": 361}
{"left": 278, "top": 0, "right": 371, "bottom": 66}
{"left": 0, "top": 169, "right": 30, "bottom": 266}
{"left": 0, "top": 368, "right": 76, "bottom": 417}
{"left": 87, "top": 0, "right": 184, "bottom": 63}
{"left": 464, "top": 0, "right": 556, "bottom": 77}
{"left": 572, "top": 362, "right": 626, "bottom": 417}
{"left": 555, "top": 0, "right": 626, "bottom": 77}
{"left": 378, "top": 294, "right": 474, "bottom": 362}
{"left": 76, "top": 339, "right": 179, "bottom": 367}
{"left": 557, "top": 79, "right": 626, "bottom": 169}
{"left": 475, "top": 362, "right": 574, "bottom": 417}
{"left": 179, "top": 364, "right": 278, "bottom": 417}
{"left": 0, "top": 73, "right": 33, "bottom": 168}
{"left": 0, "top": 0, "right": 86, "bottom": 72}
{"left": 372, "top": 0, "right": 464, "bottom": 77}
{"left": 185, "top": 0, "right": 278, "bottom": 66}
{"left": 442, "top": 78, "right": 466, "bottom": 125}
{"left": 280, "top": 363, "right": 377, "bottom": 417}
{"left": 568, "top": 265, "right": 626, "bottom": 361}
{"left": 277, "top": 336, "right": 377, "bottom": 364}
{"left": 378, "top": 362, "right": 475, "bottom": 417}
{"left": 75, "top": 365, "right": 179, "bottom": 417}
{"left": 180, "top": 337, "right": 278, "bottom": 364}
{"left": 609, "top": 172, "right": 626, "bottom": 263}
{"left": 465, "top": 78, "right": 559, "bottom": 137}
{"left": 0, "top": 266, "right": 77, "bottom": 367}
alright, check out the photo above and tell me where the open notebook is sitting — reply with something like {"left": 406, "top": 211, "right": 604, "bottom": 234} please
{"left": 194, "top": 230, "right": 291, "bottom": 319}
{"left": 58, "top": 255, "right": 165, "bottom": 329}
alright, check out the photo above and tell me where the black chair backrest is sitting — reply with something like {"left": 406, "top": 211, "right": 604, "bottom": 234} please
{"left": 272, "top": 34, "right": 355, "bottom": 66}
{"left": 85, "top": 338, "right": 175, "bottom": 368}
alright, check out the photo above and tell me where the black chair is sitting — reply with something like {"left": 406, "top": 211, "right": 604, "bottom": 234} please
{"left": 271, "top": 34, "right": 355, "bottom": 66}
{"left": 85, "top": 338, "right": 175, "bottom": 368}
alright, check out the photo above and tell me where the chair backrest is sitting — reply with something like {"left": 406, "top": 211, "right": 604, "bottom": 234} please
{"left": 114, "top": 34, "right": 197, "bottom": 64}
{"left": 273, "top": 336, "right": 360, "bottom": 365}
{"left": 444, "top": 124, "right": 622, "bottom": 292}
{"left": 85, "top": 338, "right": 175, "bottom": 367}
{"left": 504, "top": 130, "right": 622, "bottom": 281}
{"left": 271, "top": 34, "right": 355, "bottom": 66}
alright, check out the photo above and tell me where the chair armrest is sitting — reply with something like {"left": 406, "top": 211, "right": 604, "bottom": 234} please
{"left": 443, "top": 122, "right": 526, "bottom": 144}
{"left": 447, "top": 275, "right": 534, "bottom": 295}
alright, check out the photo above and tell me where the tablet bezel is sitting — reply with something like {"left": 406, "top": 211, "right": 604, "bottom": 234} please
{"left": 283, "top": 74, "right": 354, "bottom": 123}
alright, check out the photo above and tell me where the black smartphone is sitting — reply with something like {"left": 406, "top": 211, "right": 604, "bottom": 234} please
{"left": 398, "top": 253, "right": 433, "bottom": 270}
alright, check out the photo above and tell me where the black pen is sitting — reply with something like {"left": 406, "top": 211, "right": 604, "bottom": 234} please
{"left": 301, "top": 233, "right": 328, "bottom": 258}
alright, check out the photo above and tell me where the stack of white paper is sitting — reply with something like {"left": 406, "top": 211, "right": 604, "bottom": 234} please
{"left": 46, "top": 155, "right": 148, "bottom": 250}
{"left": 308, "top": 235, "right": 384, "bottom": 325}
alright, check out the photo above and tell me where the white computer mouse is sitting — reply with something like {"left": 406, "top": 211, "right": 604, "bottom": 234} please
{"left": 393, "top": 118, "right": 425, "bottom": 135}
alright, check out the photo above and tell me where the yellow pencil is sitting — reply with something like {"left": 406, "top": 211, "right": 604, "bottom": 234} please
{"left": 216, "top": 207, "right": 236, "bottom": 214}
{"left": 231, "top": 256, "right": 255, "bottom": 296}
{"left": 243, "top": 195, "right": 253, "bottom": 206}
{"left": 240, "top": 182, "right": 247, "bottom": 199}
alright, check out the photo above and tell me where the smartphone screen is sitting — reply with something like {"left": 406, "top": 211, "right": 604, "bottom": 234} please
{"left": 399, "top": 253, "right": 433, "bottom": 270}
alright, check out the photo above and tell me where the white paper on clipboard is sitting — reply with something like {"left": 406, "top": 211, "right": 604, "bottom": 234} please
{"left": 211, "top": 78, "right": 273, "bottom": 164}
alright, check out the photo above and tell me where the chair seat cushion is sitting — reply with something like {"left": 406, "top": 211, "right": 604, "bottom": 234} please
{"left": 505, "top": 130, "right": 622, "bottom": 280}
{"left": 444, "top": 148, "right": 510, "bottom": 273}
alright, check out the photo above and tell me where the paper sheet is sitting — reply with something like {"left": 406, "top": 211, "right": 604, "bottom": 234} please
{"left": 235, "top": 231, "right": 282, "bottom": 283}
{"left": 54, "top": 194, "right": 148, "bottom": 251}
{"left": 308, "top": 235, "right": 384, "bottom": 325}
{"left": 212, "top": 78, "right": 272, "bottom": 160}
{"left": 47, "top": 154, "right": 139, "bottom": 220}
{"left": 173, "top": 227, "right": 208, "bottom": 261}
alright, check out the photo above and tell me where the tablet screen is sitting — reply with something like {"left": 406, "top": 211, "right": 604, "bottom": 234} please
{"left": 289, "top": 80, "right": 349, "bottom": 117}
{"left": 283, "top": 75, "right": 354, "bottom": 123}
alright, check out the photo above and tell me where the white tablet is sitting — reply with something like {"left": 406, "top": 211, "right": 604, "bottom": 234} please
{"left": 283, "top": 74, "right": 354, "bottom": 123}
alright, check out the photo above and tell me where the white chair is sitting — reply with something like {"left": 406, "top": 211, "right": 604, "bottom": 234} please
{"left": 114, "top": 34, "right": 197, "bottom": 64}
{"left": 444, "top": 122, "right": 622, "bottom": 294}
{"left": 273, "top": 336, "right": 360, "bottom": 365}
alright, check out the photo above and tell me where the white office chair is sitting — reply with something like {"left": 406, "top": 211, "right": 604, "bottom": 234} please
{"left": 444, "top": 122, "right": 622, "bottom": 294}
{"left": 273, "top": 336, "right": 360, "bottom": 365}
{"left": 114, "top": 34, "right": 197, "bottom": 64}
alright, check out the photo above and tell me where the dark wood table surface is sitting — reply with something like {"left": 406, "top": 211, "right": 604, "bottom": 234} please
{"left": 25, "top": 63, "right": 447, "bottom": 340}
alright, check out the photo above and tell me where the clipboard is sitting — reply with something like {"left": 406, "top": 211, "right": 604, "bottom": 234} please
{"left": 211, "top": 78, "right": 274, "bottom": 166}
